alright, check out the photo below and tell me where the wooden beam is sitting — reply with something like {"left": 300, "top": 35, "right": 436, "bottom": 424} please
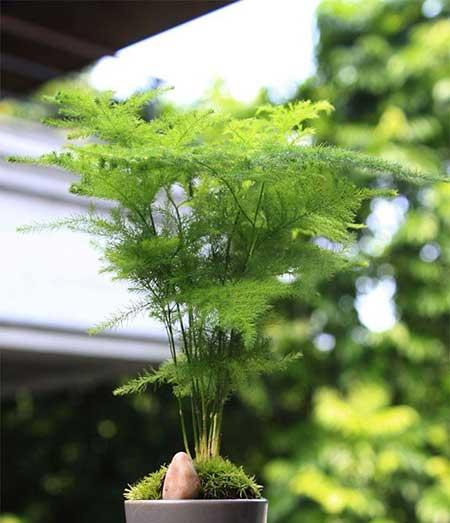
{"left": 2, "top": 52, "right": 61, "bottom": 80}
{"left": 2, "top": 14, "right": 112, "bottom": 59}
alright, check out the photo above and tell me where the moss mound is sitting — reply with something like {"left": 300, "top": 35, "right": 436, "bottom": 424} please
{"left": 124, "top": 465, "right": 167, "bottom": 501}
{"left": 124, "top": 457, "right": 262, "bottom": 500}
{"left": 196, "top": 457, "right": 263, "bottom": 499}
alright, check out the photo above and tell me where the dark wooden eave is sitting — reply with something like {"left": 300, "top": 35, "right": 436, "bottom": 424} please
{"left": 1, "top": 0, "right": 235, "bottom": 98}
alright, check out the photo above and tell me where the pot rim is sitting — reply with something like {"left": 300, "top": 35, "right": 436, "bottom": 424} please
{"left": 125, "top": 499, "right": 267, "bottom": 504}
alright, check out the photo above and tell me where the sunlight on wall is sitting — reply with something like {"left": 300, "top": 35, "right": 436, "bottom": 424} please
{"left": 89, "top": 0, "right": 319, "bottom": 105}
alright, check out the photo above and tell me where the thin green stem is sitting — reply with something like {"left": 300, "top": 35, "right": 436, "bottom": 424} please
{"left": 242, "top": 182, "right": 265, "bottom": 272}
{"left": 192, "top": 158, "right": 254, "bottom": 225}
{"left": 223, "top": 210, "right": 241, "bottom": 283}
{"left": 177, "top": 397, "right": 191, "bottom": 457}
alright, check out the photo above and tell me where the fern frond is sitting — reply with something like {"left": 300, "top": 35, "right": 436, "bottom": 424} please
{"left": 113, "top": 369, "right": 158, "bottom": 396}
{"left": 16, "top": 214, "right": 120, "bottom": 237}
{"left": 88, "top": 300, "right": 151, "bottom": 335}
{"left": 285, "top": 145, "right": 445, "bottom": 183}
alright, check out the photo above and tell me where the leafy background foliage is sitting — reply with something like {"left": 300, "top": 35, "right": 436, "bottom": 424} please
{"left": 263, "top": 0, "right": 450, "bottom": 521}
{"left": 1, "top": 0, "right": 449, "bottom": 522}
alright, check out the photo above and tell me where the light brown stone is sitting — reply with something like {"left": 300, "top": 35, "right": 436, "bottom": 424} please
{"left": 162, "top": 452, "right": 201, "bottom": 500}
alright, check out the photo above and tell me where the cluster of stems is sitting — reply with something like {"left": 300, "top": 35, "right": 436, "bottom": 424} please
{"left": 164, "top": 314, "right": 230, "bottom": 461}
{"left": 142, "top": 172, "right": 268, "bottom": 461}
{"left": 145, "top": 186, "right": 243, "bottom": 461}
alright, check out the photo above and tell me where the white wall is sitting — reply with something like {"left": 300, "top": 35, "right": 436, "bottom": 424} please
{"left": 0, "top": 116, "right": 167, "bottom": 363}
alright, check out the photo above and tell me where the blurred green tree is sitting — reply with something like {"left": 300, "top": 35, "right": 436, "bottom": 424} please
{"left": 263, "top": 1, "right": 450, "bottom": 522}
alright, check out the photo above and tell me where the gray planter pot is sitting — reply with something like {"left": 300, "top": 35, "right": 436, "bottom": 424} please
{"left": 125, "top": 499, "right": 268, "bottom": 523}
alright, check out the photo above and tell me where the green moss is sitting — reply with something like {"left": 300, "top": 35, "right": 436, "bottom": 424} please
{"left": 124, "top": 466, "right": 167, "bottom": 501}
{"left": 124, "top": 457, "right": 262, "bottom": 500}
{"left": 196, "top": 457, "right": 262, "bottom": 499}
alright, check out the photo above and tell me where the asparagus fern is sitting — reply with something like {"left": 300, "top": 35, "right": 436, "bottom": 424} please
{"left": 12, "top": 87, "right": 442, "bottom": 461}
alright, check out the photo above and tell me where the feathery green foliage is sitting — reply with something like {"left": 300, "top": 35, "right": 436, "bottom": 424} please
{"left": 12, "top": 87, "right": 442, "bottom": 461}
{"left": 124, "top": 457, "right": 262, "bottom": 500}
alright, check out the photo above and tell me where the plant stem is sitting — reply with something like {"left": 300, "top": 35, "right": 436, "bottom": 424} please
{"left": 242, "top": 182, "right": 265, "bottom": 272}
{"left": 177, "top": 397, "right": 191, "bottom": 457}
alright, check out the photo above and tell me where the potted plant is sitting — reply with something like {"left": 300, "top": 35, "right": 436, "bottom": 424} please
{"left": 12, "top": 88, "right": 441, "bottom": 523}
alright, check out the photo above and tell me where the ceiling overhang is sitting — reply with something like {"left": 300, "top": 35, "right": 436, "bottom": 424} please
{"left": 1, "top": 0, "right": 235, "bottom": 98}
